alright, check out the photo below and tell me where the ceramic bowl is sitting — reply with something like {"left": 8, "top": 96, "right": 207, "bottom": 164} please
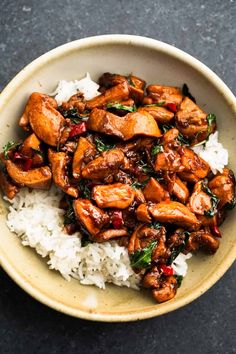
{"left": 0, "top": 35, "right": 235, "bottom": 322}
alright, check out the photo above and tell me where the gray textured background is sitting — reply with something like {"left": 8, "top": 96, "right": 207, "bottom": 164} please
{"left": 0, "top": 0, "right": 236, "bottom": 353}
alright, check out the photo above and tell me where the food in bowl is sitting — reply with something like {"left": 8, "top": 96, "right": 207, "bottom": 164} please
{"left": 1, "top": 71, "right": 235, "bottom": 304}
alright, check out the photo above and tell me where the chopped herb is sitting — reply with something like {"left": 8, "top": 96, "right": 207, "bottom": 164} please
{"left": 131, "top": 180, "right": 149, "bottom": 189}
{"left": 64, "top": 198, "right": 76, "bottom": 225}
{"left": 174, "top": 275, "right": 183, "bottom": 288}
{"left": 94, "top": 137, "right": 115, "bottom": 153}
{"left": 3, "top": 140, "right": 21, "bottom": 159}
{"left": 107, "top": 102, "right": 136, "bottom": 112}
{"left": 144, "top": 101, "right": 165, "bottom": 107}
{"left": 207, "top": 113, "right": 216, "bottom": 133}
{"left": 78, "top": 180, "right": 91, "bottom": 199}
{"left": 178, "top": 132, "right": 190, "bottom": 146}
{"left": 182, "top": 84, "right": 196, "bottom": 103}
{"left": 60, "top": 108, "right": 89, "bottom": 124}
{"left": 31, "top": 148, "right": 44, "bottom": 158}
{"left": 130, "top": 241, "right": 157, "bottom": 269}
{"left": 152, "top": 145, "right": 164, "bottom": 155}
{"left": 161, "top": 124, "right": 172, "bottom": 133}
{"left": 225, "top": 196, "right": 236, "bottom": 210}
{"left": 150, "top": 221, "right": 162, "bottom": 230}
{"left": 202, "top": 183, "right": 219, "bottom": 217}
{"left": 140, "top": 160, "right": 154, "bottom": 174}
{"left": 168, "top": 231, "right": 190, "bottom": 264}
{"left": 127, "top": 75, "right": 135, "bottom": 87}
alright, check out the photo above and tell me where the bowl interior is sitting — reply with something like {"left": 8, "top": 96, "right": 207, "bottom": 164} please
{"left": 0, "top": 36, "right": 235, "bottom": 321}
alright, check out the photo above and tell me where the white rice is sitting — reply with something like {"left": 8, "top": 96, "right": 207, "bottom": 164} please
{"left": 192, "top": 131, "right": 228, "bottom": 174}
{"left": 53, "top": 72, "right": 100, "bottom": 105}
{"left": 5, "top": 187, "right": 140, "bottom": 289}
{"left": 172, "top": 253, "right": 192, "bottom": 277}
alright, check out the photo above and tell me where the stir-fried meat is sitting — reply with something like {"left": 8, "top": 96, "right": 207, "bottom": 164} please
{"left": 186, "top": 228, "right": 219, "bottom": 254}
{"left": 72, "top": 137, "right": 96, "bottom": 179}
{"left": 141, "top": 106, "right": 174, "bottom": 124}
{"left": 149, "top": 201, "right": 200, "bottom": 229}
{"left": 167, "top": 228, "right": 188, "bottom": 249}
{"left": 48, "top": 149, "right": 78, "bottom": 198}
{"left": 86, "top": 82, "right": 129, "bottom": 109}
{"left": 19, "top": 93, "right": 65, "bottom": 146}
{"left": 209, "top": 168, "right": 235, "bottom": 209}
{"left": 155, "top": 147, "right": 184, "bottom": 173}
{"left": 60, "top": 93, "right": 86, "bottom": 113}
{"left": 143, "top": 177, "right": 170, "bottom": 203}
{"left": 162, "top": 128, "right": 180, "bottom": 146}
{"left": 178, "top": 146, "right": 210, "bottom": 182}
{"left": 168, "top": 175, "right": 189, "bottom": 204}
{"left": 152, "top": 275, "right": 177, "bottom": 303}
{"left": 176, "top": 97, "right": 209, "bottom": 142}
{"left": 20, "top": 133, "right": 44, "bottom": 167}
{"left": 93, "top": 228, "right": 129, "bottom": 242}
{"left": 136, "top": 204, "right": 152, "bottom": 223}
{"left": 189, "top": 181, "right": 212, "bottom": 215}
{"left": 6, "top": 160, "right": 51, "bottom": 189}
{"left": 142, "top": 267, "right": 160, "bottom": 288}
{"left": 133, "top": 189, "right": 146, "bottom": 205}
{"left": 0, "top": 170, "right": 19, "bottom": 199}
{"left": 197, "top": 214, "right": 218, "bottom": 227}
{"left": 144, "top": 85, "right": 183, "bottom": 107}
{"left": 128, "top": 225, "right": 169, "bottom": 262}
{"left": 81, "top": 148, "right": 124, "bottom": 180}
{"left": 93, "top": 183, "right": 134, "bottom": 209}
{"left": 87, "top": 108, "right": 161, "bottom": 141}
{"left": 73, "top": 199, "right": 109, "bottom": 236}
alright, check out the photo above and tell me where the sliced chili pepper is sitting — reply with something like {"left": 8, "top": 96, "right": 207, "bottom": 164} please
{"left": 69, "top": 122, "right": 87, "bottom": 138}
{"left": 22, "top": 158, "right": 33, "bottom": 171}
{"left": 111, "top": 210, "right": 124, "bottom": 229}
{"left": 160, "top": 264, "right": 174, "bottom": 276}
{"left": 212, "top": 225, "right": 222, "bottom": 238}
{"left": 13, "top": 152, "right": 24, "bottom": 161}
{"left": 166, "top": 103, "right": 177, "bottom": 113}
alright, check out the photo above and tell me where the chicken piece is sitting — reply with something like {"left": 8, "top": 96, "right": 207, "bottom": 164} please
{"left": 148, "top": 201, "right": 200, "bottom": 229}
{"left": 152, "top": 275, "right": 177, "bottom": 303}
{"left": 86, "top": 82, "right": 130, "bottom": 109}
{"left": 87, "top": 108, "right": 161, "bottom": 141}
{"left": 155, "top": 147, "right": 184, "bottom": 173}
{"left": 98, "top": 72, "right": 127, "bottom": 88}
{"left": 167, "top": 228, "right": 188, "bottom": 249}
{"left": 136, "top": 204, "right": 152, "bottom": 223}
{"left": 134, "top": 188, "right": 146, "bottom": 205}
{"left": 162, "top": 128, "right": 180, "bottom": 146}
{"left": 143, "top": 177, "right": 170, "bottom": 203}
{"left": 186, "top": 228, "right": 220, "bottom": 254}
{"left": 81, "top": 148, "right": 124, "bottom": 180}
{"left": 60, "top": 93, "right": 86, "bottom": 113}
{"left": 176, "top": 97, "right": 209, "bottom": 141}
{"left": 140, "top": 106, "right": 174, "bottom": 124}
{"left": 92, "top": 183, "right": 134, "bottom": 209}
{"left": 72, "top": 137, "right": 96, "bottom": 179}
{"left": 209, "top": 168, "right": 235, "bottom": 209}
{"left": 93, "top": 228, "right": 128, "bottom": 242}
{"left": 142, "top": 267, "right": 160, "bottom": 288}
{"left": 178, "top": 146, "right": 210, "bottom": 182}
{"left": 189, "top": 181, "right": 212, "bottom": 215}
{"left": 6, "top": 160, "right": 51, "bottom": 189}
{"left": 20, "top": 133, "right": 44, "bottom": 167}
{"left": 19, "top": 93, "right": 65, "bottom": 146}
{"left": 0, "top": 170, "right": 19, "bottom": 199}
{"left": 129, "top": 75, "right": 146, "bottom": 90}
{"left": 73, "top": 199, "right": 108, "bottom": 236}
{"left": 145, "top": 85, "right": 183, "bottom": 107}
{"left": 48, "top": 149, "right": 78, "bottom": 198}
{"left": 197, "top": 214, "right": 218, "bottom": 227}
{"left": 169, "top": 175, "right": 189, "bottom": 204}
{"left": 128, "top": 225, "right": 169, "bottom": 262}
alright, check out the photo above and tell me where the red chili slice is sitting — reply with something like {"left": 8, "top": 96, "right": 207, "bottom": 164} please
{"left": 165, "top": 103, "right": 177, "bottom": 113}
{"left": 69, "top": 123, "right": 87, "bottom": 138}
{"left": 23, "top": 158, "right": 33, "bottom": 171}
{"left": 111, "top": 210, "right": 124, "bottom": 229}
{"left": 160, "top": 264, "right": 174, "bottom": 276}
{"left": 212, "top": 225, "right": 222, "bottom": 238}
{"left": 13, "top": 152, "right": 24, "bottom": 161}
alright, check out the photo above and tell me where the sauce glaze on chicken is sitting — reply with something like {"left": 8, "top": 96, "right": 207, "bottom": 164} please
{"left": 1, "top": 72, "right": 235, "bottom": 303}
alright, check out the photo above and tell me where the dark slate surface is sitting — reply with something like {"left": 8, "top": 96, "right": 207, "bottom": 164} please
{"left": 0, "top": 0, "right": 235, "bottom": 353}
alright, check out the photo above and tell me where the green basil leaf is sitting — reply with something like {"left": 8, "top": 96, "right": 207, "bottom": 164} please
{"left": 130, "top": 241, "right": 157, "bottom": 269}
{"left": 94, "top": 137, "right": 115, "bottom": 153}
{"left": 174, "top": 275, "right": 183, "bottom": 288}
{"left": 3, "top": 140, "right": 21, "bottom": 159}
{"left": 107, "top": 102, "right": 136, "bottom": 112}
